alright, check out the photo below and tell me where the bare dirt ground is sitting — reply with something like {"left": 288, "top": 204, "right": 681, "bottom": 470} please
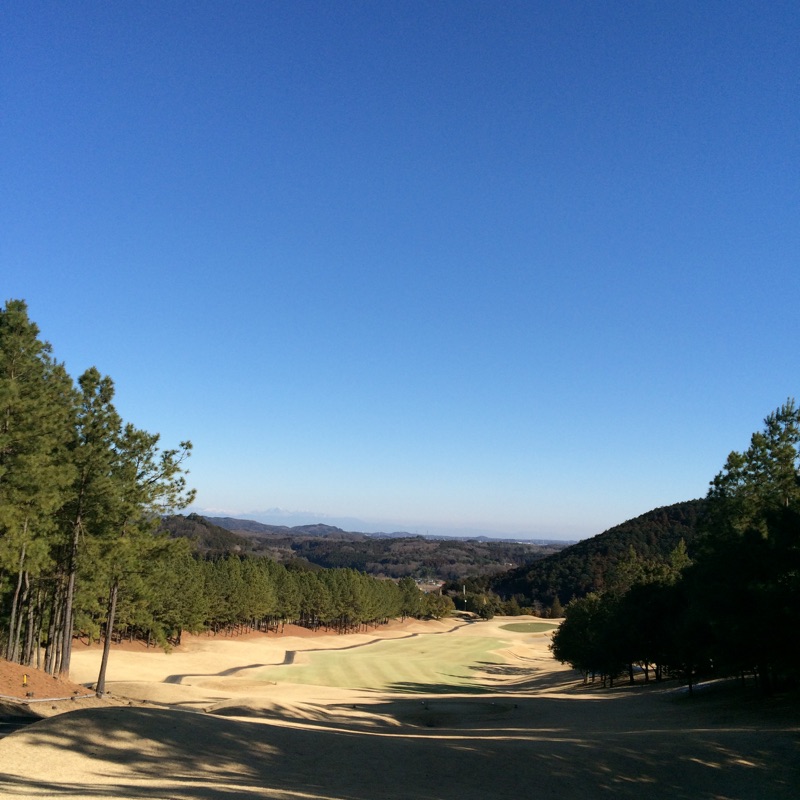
{"left": 0, "top": 616, "right": 797, "bottom": 799}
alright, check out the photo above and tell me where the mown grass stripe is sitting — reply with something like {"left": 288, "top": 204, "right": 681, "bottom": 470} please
{"left": 256, "top": 635, "right": 510, "bottom": 692}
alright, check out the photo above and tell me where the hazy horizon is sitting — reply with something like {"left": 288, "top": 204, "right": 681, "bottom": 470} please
{"left": 190, "top": 502, "right": 647, "bottom": 542}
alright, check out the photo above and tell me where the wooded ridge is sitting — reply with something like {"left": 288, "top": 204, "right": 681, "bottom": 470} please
{"left": 488, "top": 498, "right": 707, "bottom": 607}
{"left": 159, "top": 513, "right": 566, "bottom": 581}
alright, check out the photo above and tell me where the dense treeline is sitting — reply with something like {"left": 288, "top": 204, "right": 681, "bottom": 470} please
{"left": 0, "top": 300, "right": 448, "bottom": 692}
{"left": 551, "top": 402, "right": 800, "bottom": 693}
{"left": 0, "top": 300, "right": 195, "bottom": 693}
{"left": 186, "top": 559, "right": 452, "bottom": 638}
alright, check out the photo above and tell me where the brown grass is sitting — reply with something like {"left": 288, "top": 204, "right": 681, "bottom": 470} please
{"left": 0, "top": 617, "right": 797, "bottom": 799}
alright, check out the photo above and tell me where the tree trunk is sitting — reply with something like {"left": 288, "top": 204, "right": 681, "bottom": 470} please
{"left": 95, "top": 579, "right": 119, "bottom": 697}
{"left": 48, "top": 575, "right": 69, "bottom": 675}
{"left": 6, "top": 542, "right": 27, "bottom": 661}
{"left": 23, "top": 594, "right": 36, "bottom": 666}
{"left": 44, "top": 580, "right": 60, "bottom": 674}
{"left": 58, "top": 550, "right": 79, "bottom": 677}
{"left": 9, "top": 570, "right": 30, "bottom": 664}
{"left": 35, "top": 609, "right": 44, "bottom": 669}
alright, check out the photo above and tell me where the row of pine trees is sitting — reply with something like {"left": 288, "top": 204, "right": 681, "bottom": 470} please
{"left": 551, "top": 401, "right": 800, "bottom": 693}
{"left": 0, "top": 300, "right": 448, "bottom": 692}
{"left": 156, "top": 557, "right": 452, "bottom": 642}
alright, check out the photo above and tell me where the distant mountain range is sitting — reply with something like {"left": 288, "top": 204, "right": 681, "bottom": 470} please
{"left": 160, "top": 513, "right": 567, "bottom": 582}
{"left": 204, "top": 515, "right": 572, "bottom": 546}
{"left": 189, "top": 506, "right": 577, "bottom": 543}
{"left": 205, "top": 517, "right": 367, "bottom": 538}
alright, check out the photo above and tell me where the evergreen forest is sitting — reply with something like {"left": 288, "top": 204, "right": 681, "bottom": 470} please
{"left": 488, "top": 499, "right": 706, "bottom": 609}
{"left": 0, "top": 301, "right": 451, "bottom": 693}
{"left": 548, "top": 402, "right": 800, "bottom": 693}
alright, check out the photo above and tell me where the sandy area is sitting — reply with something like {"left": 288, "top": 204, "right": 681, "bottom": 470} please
{"left": 0, "top": 616, "right": 797, "bottom": 799}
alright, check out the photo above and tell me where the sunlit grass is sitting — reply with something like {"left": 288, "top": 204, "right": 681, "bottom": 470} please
{"left": 255, "top": 635, "right": 510, "bottom": 691}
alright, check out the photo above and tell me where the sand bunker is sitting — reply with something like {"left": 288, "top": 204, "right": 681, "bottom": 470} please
{"left": 0, "top": 616, "right": 797, "bottom": 799}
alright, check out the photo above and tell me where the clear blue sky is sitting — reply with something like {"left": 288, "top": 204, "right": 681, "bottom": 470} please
{"left": 3, "top": 2, "right": 798, "bottom": 539}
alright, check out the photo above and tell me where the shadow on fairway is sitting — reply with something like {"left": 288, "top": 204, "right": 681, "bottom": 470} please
{"left": 3, "top": 691, "right": 797, "bottom": 800}
{"left": 385, "top": 680, "right": 490, "bottom": 695}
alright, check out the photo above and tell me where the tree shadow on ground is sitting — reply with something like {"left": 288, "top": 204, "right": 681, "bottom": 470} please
{"left": 469, "top": 660, "right": 582, "bottom": 692}
{"left": 385, "top": 680, "right": 490, "bottom": 695}
{"left": 1, "top": 690, "right": 797, "bottom": 800}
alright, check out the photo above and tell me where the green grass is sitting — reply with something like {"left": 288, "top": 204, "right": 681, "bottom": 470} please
{"left": 499, "top": 622, "right": 558, "bottom": 633}
{"left": 255, "top": 635, "right": 510, "bottom": 692}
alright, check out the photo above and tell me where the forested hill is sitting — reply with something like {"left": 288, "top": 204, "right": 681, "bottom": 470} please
{"left": 159, "top": 514, "right": 253, "bottom": 553}
{"left": 490, "top": 499, "right": 708, "bottom": 607}
{"left": 159, "top": 514, "right": 365, "bottom": 554}
{"left": 160, "top": 514, "right": 566, "bottom": 582}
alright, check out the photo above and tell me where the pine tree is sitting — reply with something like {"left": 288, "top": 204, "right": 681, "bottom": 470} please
{"left": 94, "top": 425, "right": 195, "bottom": 695}
{"left": 48, "top": 367, "right": 123, "bottom": 676}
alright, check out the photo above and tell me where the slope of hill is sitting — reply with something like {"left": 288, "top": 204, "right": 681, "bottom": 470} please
{"left": 207, "top": 517, "right": 367, "bottom": 539}
{"left": 490, "top": 499, "right": 708, "bottom": 606}
{"left": 159, "top": 513, "right": 253, "bottom": 554}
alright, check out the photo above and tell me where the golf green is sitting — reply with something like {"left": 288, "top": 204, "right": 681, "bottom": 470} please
{"left": 499, "top": 622, "right": 558, "bottom": 633}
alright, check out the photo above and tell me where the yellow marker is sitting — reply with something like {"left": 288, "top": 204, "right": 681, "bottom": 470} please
{"left": 22, "top": 674, "right": 28, "bottom": 687}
